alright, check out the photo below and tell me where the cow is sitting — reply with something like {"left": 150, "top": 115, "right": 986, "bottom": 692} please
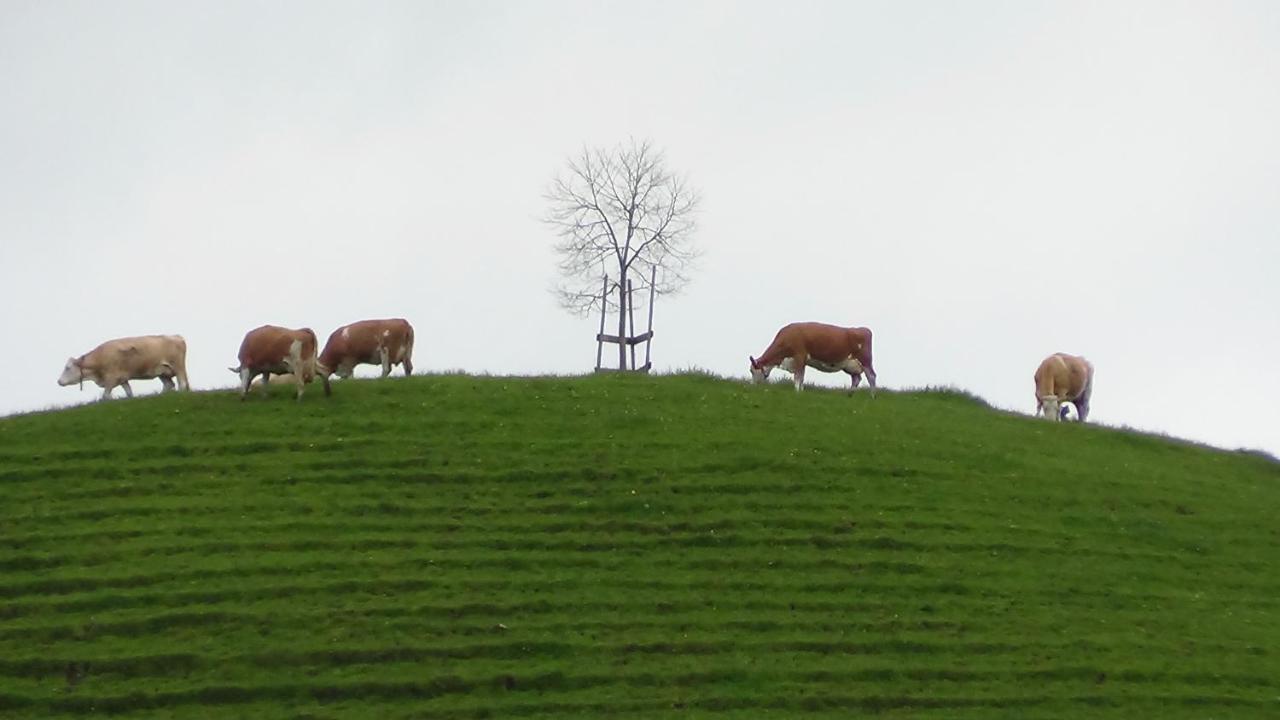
{"left": 228, "top": 325, "right": 330, "bottom": 401}
{"left": 749, "top": 322, "right": 877, "bottom": 393}
{"left": 318, "top": 318, "right": 414, "bottom": 381}
{"left": 1034, "top": 352, "right": 1093, "bottom": 422}
{"left": 57, "top": 335, "right": 190, "bottom": 400}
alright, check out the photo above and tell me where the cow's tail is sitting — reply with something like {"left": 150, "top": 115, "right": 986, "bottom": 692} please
{"left": 404, "top": 322, "right": 415, "bottom": 369}
{"left": 854, "top": 327, "right": 876, "bottom": 393}
{"left": 296, "top": 330, "right": 318, "bottom": 380}
{"left": 303, "top": 328, "right": 331, "bottom": 397}
{"left": 171, "top": 335, "right": 190, "bottom": 390}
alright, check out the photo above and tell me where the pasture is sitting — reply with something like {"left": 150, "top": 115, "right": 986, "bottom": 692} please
{"left": 1, "top": 373, "right": 1277, "bottom": 718}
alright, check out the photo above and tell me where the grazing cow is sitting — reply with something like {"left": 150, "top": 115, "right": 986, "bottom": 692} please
{"left": 749, "top": 322, "right": 877, "bottom": 393}
{"left": 1034, "top": 352, "right": 1093, "bottom": 422}
{"left": 228, "top": 325, "right": 330, "bottom": 401}
{"left": 57, "top": 335, "right": 190, "bottom": 400}
{"left": 318, "top": 318, "right": 414, "bottom": 380}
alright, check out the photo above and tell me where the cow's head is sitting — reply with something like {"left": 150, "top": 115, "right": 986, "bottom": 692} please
{"left": 327, "top": 363, "right": 355, "bottom": 380}
{"left": 1036, "top": 396, "right": 1061, "bottom": 422}
{"left": 749, "top": 356, "right": 771, "bottom": 384}
{"left": 315, "top": 361, "right": 341, "bottom": 380}
{"left": 58, "top": 358, "right": 83, "bottom": 388}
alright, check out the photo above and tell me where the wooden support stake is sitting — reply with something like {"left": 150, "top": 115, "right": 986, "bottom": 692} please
{"left": 617, "top": 279, "right": 627, "bottom": 370}
{"left": 594, "top": 274, "right": 608, "bottom": 371}
{"left": 596, "top": 331, "right": 652, "bottom": 346}
{"left": 643, "top": 266, "right": 656, "bottom": 371}
{"left": 627, "top": 279, "right": 638, "bottom": 371}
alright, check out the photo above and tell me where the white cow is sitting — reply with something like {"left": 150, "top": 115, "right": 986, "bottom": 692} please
{"left": 1034, "top": 352, "right": 1094, "bottom": 422}
{"left": 58, "top": 335, "right": 190, "bottom": 400}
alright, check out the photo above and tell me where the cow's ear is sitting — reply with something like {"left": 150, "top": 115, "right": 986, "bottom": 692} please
{"left": 749, "top": 356, "right": 758, "bottom": 369}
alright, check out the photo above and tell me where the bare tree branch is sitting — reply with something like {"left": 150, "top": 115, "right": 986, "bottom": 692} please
{"left": 544, "top": 139, "right": 702, "bottom": 319}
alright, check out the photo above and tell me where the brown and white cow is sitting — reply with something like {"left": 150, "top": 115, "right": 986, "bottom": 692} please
{"left": 749, "top": 322, "right": 877, "bottom": 393}
{"left": 228, "top": 325, "right": 330, "bottom": 401}
{"left": 318, "top": 318, "right": 414, "bottom": 381}
{"left": 58, "top": 335, "right": 190, "bottom": 400}
{"left": 1034, "top": 352, "right": 1093, "bottom": 422}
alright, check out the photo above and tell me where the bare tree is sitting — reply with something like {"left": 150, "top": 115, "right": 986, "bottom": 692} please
{"left": 545, "top": 139, "right": 701, "bottom": 370}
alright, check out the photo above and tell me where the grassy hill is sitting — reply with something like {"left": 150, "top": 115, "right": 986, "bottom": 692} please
{"left": 1, "top": 373, "right": 1277, "bottom": 719}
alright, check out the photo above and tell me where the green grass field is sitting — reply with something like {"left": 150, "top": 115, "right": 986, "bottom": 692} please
{"left": 1, "top": 373, "right": 1277, "bottom": 718}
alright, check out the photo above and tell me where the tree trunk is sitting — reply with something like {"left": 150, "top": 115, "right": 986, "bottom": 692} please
{"left": 627, "top": 279, "right": 637, "bottom": 372}
{"left": 617, "top": 272, "right": 628, "bottom": 370}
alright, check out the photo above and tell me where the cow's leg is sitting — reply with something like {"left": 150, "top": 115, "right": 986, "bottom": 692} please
{"left": 402, "top": 355, "right": 413, "bottom": 376}
{"left": 120, "top": 381, "right": 134, "bottom": 399}
{"left": 1040, "top": 396, "right": 1061, "bottom": 421}
{"left": 846, "top": 370, "right": 861, "bottom": 394}
{"left": 864, "top": 364, "right": 877, "bottom": 397}
{"left": 160, "top": 375, "right": 176, "bottom": 393}
{"left": 101, "top": 385, "right": 114, "bottom": 401}
{"left": 1075, "top": 397, "right": 1090, "bottom": 423}
{"left": 791, "top": 354, "right": 807, "bottom": 392}
{"left": 1075, "top": 376, "right": 1093, "bottom": 422}
{"left": 293, "top": 372, "right": 306, "bottom": 401}
{"left": 176, "top": 367, "right": 190, "bottom": 391}
{"left": 260, "top": 372, "right": 273, "bottom": 397}
{"left": 379, "top": 347, "right": 392, "bottom": 378}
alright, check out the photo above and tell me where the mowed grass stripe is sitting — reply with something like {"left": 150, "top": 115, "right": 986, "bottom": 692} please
{"left": 0, "top": 513, "right": 989, "bottom": 549}
{"left": 2, "top": 508, "right": 1255, "bottom": 562}
{"left": 7, "top": 547, "right": 1268, "bottom": 608}
{"left": 5, "top": 664, "right": 1273, "bottom": 713}
{"left": 1, "top": 549, "right": 1266, "bottom": 614}
{"left": 3, "top": 544, "right": 1273, "bottom": 609}
{"left": 2, "top": 675, "right": 1276, "bottom": 717}
{"left": 5, "top": 513, "right": 1259, "bottom": 578}
{"left": 4, "top": 607, "right": 1267, "bottom": 659}
{"left": 16, "top": 695, "right": 1269, "bottom": 720}
{"left": 7, "top": 479, "right": 1256, "bottom": 539}
{"left": 1, "top": 631, "right": 1269, "bottom": 677}
{"left": 2, "top": 518, "right": 1257, "bottom": 576}
{"left": 1, "top": 594, "right": 1253, "bottom": 648}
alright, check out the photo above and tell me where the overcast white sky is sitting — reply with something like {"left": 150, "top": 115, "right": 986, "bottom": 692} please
{"left": 2, "top": 1, "right": 1277, "bottom": 456}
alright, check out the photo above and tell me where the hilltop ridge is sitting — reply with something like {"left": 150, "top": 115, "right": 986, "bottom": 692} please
{"left": 1, "top": 373, "right": 1277, "bottom": 719}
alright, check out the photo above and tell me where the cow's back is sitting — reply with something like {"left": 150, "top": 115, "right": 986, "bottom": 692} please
{"left": 321, "top": 318, "right": 412, "bottom": 367}
{"left": 91, "top": 335, "right": 184, "bottom": 375}
{"left": 1036, "top": 353, "right": 1090, "bottom": 400}
{"left": 341, "top": 320, "right": 388, "bottom": 356}
{"left": 379, "top": 318, "right": 413, "bottom": 359}
{"left": 783, "top": 322, "right": 865, "bottom": 363}
{"left": 239, "top": 326, "right": 316, "bottom": 368}
{"left": 850, "top": 326, "right": 873, "bottom": 366}
{"left": 1034, "top": 355, "right": 1063, "bottom": 397}
{"left": 353, "top": 318, "right": 412, "bottom": 350}
{"left": 1065, "top": 355, "right": 1093, "bottom": 398}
